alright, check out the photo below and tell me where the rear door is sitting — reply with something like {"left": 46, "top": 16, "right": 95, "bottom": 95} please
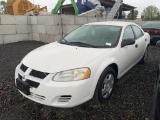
{"left": 131, "top": 25, "right": 146, "bottom": 60}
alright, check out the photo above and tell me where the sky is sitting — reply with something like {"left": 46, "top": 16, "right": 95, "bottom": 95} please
{"left": 123, "top": 0, "right": 160, "bottom": 17}
{"left": 2, "top": 0, "right": 160, "bottom": 17}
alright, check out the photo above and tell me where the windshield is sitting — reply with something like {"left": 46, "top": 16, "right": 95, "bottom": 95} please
{"left": 60, "top": 25, "right": 122, "bottom": 48}
{"left": 142, "top": 21, "right": 160, "bottom": 29}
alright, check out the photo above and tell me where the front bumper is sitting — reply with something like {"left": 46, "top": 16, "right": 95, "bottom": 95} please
{"left": 15, "top": 64, "right": 98, "bottom": 108}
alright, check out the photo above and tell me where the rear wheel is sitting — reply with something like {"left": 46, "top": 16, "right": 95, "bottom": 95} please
{"left": 152, "top": 37, "right": 160, "bottom": 45}
{"left": 140, "top": 48, "right": 148, "bottom": 64}
{"left": 93, "top": 67, "right": 116, "bottom": 104}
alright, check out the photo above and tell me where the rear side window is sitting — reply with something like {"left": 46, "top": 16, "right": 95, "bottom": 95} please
{"left": 122, "top": 26, "right": 135, "bottom": 41}
{"left": 131, "top": 25, "right": 144, "bottom": 39}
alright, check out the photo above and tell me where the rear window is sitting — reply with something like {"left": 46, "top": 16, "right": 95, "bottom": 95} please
{"left": 142, "top": 21, "right": 160, "bottom": 29}
{"left": 131, "top": 25, "right": 144, "bottom": 39}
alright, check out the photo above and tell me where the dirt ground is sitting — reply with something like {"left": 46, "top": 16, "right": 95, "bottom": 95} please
{"left": 0, "top": 41, "right": 160, "bottom": 120}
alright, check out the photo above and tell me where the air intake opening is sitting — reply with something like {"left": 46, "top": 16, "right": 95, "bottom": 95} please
{"left": 58, "top": 95, "right": 72, "bottom": 102}
{"left": 29, "top": 93, "right": 46, "bottom": 101}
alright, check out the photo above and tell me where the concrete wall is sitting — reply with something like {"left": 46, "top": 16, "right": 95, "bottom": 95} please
{"left": 28, "top": 15, "right": 62, "bottom": 43}
{"left": 0, "top": 15, "right": 144, "bottom": 45}
{"left": 0, "top": 15, "right": 31, "bottom": 44}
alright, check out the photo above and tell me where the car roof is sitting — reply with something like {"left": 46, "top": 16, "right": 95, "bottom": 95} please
{"left": 86, "top": 21, "right": 136, "bottom": 26}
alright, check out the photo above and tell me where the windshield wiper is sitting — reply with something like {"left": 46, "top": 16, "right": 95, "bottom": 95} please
{"left": 69, "top": 42, "right": 99, "bottom": 48}
{"left": 59, "top": 40, "right": 99, "bottom": 48}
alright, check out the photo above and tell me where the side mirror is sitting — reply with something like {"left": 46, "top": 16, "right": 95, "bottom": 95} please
{"left": 156, "top": 40, "right": 160, "bottom": 47}
{"left": 121, "top": 39, "right": 135, "bottom": 47}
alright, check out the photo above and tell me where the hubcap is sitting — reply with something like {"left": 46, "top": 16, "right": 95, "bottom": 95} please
{"left": 101, "top": 74, "right": 114, "bottom": 98}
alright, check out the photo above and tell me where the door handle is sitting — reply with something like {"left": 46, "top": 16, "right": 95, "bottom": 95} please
{"left": 135, "top": 44, "right": 138, "bottom": 48}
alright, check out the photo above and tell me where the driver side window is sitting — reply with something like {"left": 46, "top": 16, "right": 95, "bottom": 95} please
{"left": 122, "top": 26, "right": 135, "bottom": 41}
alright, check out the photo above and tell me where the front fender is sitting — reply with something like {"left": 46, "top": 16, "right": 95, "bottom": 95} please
{"left": 95, "top": 58, "right": 119, "bottom": 77}
{"left": 87, "top": 57, "right": 119, "bottom": 98}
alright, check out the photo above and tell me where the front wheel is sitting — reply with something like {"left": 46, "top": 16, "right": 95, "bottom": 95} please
{"left": 93, "top": 67, "right": 116, "bottom": 104}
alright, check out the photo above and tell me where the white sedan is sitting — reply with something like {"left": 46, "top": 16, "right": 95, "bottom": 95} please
{"left": 15, "top": 21, "right": 150, "bottom": 108}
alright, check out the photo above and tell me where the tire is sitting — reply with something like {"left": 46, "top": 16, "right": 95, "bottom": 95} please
{"left": 155, "top": 106, "right": 160, "bottom": 120}
{"left": 153, "top": 37, "right": 160, "bottom": 45}
{"left": 92, "top": 67, "right": 116, "bottom": 104}
{"left": 156, "top": 40, "right": 160, "bottom": 46}
{"left": 155, "top": 90, "right": 160, "bottom": 120}
{"left": 140, "top": 48, "right": 148, "bottom": 64}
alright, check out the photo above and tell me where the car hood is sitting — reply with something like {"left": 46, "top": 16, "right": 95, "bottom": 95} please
{"left": 22, "top": 42, "right": 112, "bottom": 73}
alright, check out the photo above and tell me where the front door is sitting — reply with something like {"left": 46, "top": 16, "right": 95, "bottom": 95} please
{"left": 118, "top": 25, "right": 137, "bottom": 76}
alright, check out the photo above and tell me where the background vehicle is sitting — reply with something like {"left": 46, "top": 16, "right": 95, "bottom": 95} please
{"left": 153, "top": 40, "right": 160, "bottom": 120}
{"left": 15, "top": 22, "right": 150, "bottom": 108}
{"left": 142, "top": 21, "right": 160, "bottom": 45}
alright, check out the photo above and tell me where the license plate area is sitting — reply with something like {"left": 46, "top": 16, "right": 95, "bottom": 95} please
{"left": 16, "top": 78, "right": 30, "bottom": 95}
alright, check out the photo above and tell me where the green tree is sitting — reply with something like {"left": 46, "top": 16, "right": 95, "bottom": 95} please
{"left": 157, "top": 12, "right": 160, "bottom": 20}
{"left": 127, "top": 10, "right": 138, "bottom": 20}
{"left": 0, "top": 1, "right": 6, "bottom": 14}
{"left": 142, "top": 5, "right": 159, "bottom": 20}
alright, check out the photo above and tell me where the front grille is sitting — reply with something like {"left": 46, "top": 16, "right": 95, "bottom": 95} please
{"left": 30, "top": 69, "right": 49, "bottom": 79}
{"left": 20, "top": 64, "right": 28, "bottom": 72}
{"left": 18, "top": 74, "right": 40, "bottom": 88}
{"left": 29, "top": 93, "right": 46, "bottom": 101}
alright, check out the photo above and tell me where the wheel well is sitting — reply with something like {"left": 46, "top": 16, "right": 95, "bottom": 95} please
{"left": 108, "top": 63, "right": 118, "bottom": 78}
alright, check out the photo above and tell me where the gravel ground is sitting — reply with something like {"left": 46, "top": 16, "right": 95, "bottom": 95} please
{"left": 0, "top": 41, "right": 160, "bottom": 120}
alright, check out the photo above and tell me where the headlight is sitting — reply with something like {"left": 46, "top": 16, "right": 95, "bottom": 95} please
{"left": 52, "top": 68, "right": 91, "bottom": 82}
